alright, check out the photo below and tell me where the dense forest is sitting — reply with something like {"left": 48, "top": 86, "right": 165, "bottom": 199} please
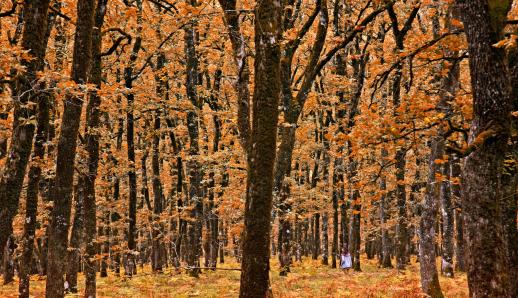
{"left": 0, "top": 0, "right": 517, "bottom": 297}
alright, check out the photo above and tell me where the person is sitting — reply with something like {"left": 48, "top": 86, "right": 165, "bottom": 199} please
{"left": 279, "top": 245, "right": 291, "bottom": 276}
{"left": 340, "top": 245, "right": 352, "bottom": 273}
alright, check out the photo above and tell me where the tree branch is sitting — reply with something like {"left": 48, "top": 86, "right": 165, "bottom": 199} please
{"left": 0, "top": 0, "right": 17, "bottom": 18}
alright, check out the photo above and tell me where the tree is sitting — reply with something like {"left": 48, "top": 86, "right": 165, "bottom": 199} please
{"left": 18, "top": 2, "right": 57, "bottom": 295}
{"left": 82, "top": 0, "right": 109, "bottom": 295}
{"left": 237, "top": 0, "right": 283, "bottom": 296}
{"left": 45, "top": 0, "right": 96, "bottom": 296}
{"left": 456, "top": 0, "right": 513, "bottom": 296}
{"left": 0, "top": 0, "right": 51, "bottom": 262}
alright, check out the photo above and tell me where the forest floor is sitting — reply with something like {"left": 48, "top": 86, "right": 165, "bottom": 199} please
{"left": 0, "top": 256, "right": 468, "bottom": 297}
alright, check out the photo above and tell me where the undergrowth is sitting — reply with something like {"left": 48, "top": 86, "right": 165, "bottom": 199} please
{"left": 0, "top": 256, "right": 468, "bottom": 297}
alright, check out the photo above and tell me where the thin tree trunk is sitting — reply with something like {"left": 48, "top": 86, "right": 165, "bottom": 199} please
{"left": 82, "top": 1, "right": 107, "bottom": 295}
{"left": 386, "top": 4, "right": 420, "bottom": 270}
{"left": 66, "top": 180, "right": 85, "bottom": 293}
{"left": 419, "top": 136, "right": 444, "bottom": 298}
{"left": 451, "top": 157, "right": 465, "bottom": 272}
{"left": 331, "top": 158, "right": 341, "bottom": 268}
{"left": 440, "top": 159, "right": 454, "bottom": 277}
{"left": 340, "top": 202, "right": 348, "bottom": 253}
{"left": 322, "top": 212, "right": 329, "bottom": 265}
{"left": 183, "top": 0, "right": 203, "bottom": 277}
{"left": 313, "top": 213, "right": 320, "bottom": 260}
{"left": 124, "top": 0, "right": 143, "bottom": 276}
{"left": 151, "top": 53, "right": 166, "bottom": 273}
{"left": 379, "top": 156, "right": 393, "bottom": 268}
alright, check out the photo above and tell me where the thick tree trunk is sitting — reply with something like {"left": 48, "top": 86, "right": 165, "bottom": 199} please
{"left": 18, "top": 56, "right": 52, "bottom": 298}
{"left": 18, "top": 5, "right": 57, "bottom": 293}
{"left": 46, "top": 0, "right": 95, "bottom": 296}
{"left": 501, "top": 46, "right": 518, "bottom": 297}
{"left": 456, "top": 1, "right": 513, "bottom": 295}
{"left": 238, "top": 0, "right": 282, "bottom": 296}
{"left": 0, "top": 0, "right": 51, "bottom": 260}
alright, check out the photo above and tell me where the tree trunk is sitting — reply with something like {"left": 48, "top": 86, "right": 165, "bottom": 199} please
{"left": 349, "top": 188, "right": 361, "bottom": 272}
{"left": 124, "top": 0, "right": 143, "bottom": 276}
{"left": 0, "top": 0, "right": 51, "bottom": 261}
{"left": 419, "top": 136, "right": 444, "bottom": 298}
{"left": 66, "top": 180, "right": 85, "bottom": 293}
{"left": 18, "top": 55, "right": 52, "bottom": 298}
{"left": 451, "top": 158, "right": 465, "bottom": 272}
{"left": 340, "top": 202, "right": 348, "bottom": 253}
{"left": 322, "top": 212, "right": 329, "bottom": 265}
{"left": 184, "top": 2, "right": 203, "bottom": 277}
{"left": 2, "top": 235, "right": 15, "bottom": 284}
{"left": 501, "top": 45, "right": 518, "bottom": 297}
{"left": 379, "top": 165, "right": 393, "bottom": 268}
{"left": 331, "top": 158, "right": 342, "bottom": 268}
{"left": 312, "top": 213, "right": 320, "bottom": 260}
{"left": 386, "top": 4, "right": 420, "bottom": 271}
{"left": 81, "top": 1, "right": 107, "bottom": 296}
{"left": 46, "top": 0, "right": 95, "bottom": 296}
{"left": 151, "top": 53, "right": 166, "bottom": 273}
{"left": 18, "top": 4, "right": 57, "bottom": 293}
{"left": 238, "top": 0, "right": 282, "bottom": 296}
{"left": 457, "top": 0, "right": 512, "bottom": 295}
{"left": 440, "top": 159, "right": 454, "bottom": 277}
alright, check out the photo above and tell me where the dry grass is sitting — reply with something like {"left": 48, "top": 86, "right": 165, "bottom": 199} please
{"left": 0, "top": 256, "right": 468, "bottom": 297}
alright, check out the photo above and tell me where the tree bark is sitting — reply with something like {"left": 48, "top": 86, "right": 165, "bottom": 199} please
{"left": 82, "top": 0, "right": 108, "bottom": 295}
{"left": 379, "top": 151, "right": 393, "bottom": 268}
{"left": 451, "top": 158, "right": 465, "bottom": 272}
{"left": 238, "top": 0, "right": 282, "bottom": 296}
{"left": 456, "top": 0, "right": 513, "bottom": 295}
{"left": 440, "top": 159, "right": 454, "bottom": 277}
{"left": 151, "top": 53, "right": 166, "bottom": 273}
{"left": 66, "top": 180, "right": 85, "bottom": 293}
{"left": 386, "top": 4, "right": 420, "bottom": 270}
{"left": 0, "top": 0, "right": 51, "bottom": 261}
{"left": 46, "top": 0, "right": 96, "bottom": 296}
{"left": 419, "top": 136, "right": 444, "bottom": 298}
{"left": 501, "top": 41, "right": 518, "bottom": 297}
{"left": 331, "top": 157, "right": 342, "bottom": 268}
{"left": 184, "top": 2, "right": 203, "bottom": 277}
{"left": 322, "top": 212, "right": 329, "bottom": 265}
{"left": 123, "top": 0, "right": 143, "bottom": 276}
{"left": 18, "top": 5, "right": 56, "bottom": 292}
